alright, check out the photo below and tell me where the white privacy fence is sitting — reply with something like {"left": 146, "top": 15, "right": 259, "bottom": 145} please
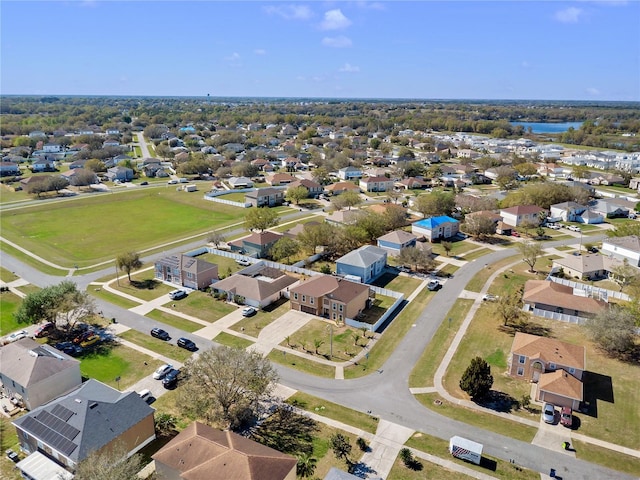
{"left": 547, "top": 276, "right": 630, "bottom": 302}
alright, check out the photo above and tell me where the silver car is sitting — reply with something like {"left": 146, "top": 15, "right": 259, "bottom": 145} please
{"left": 543, "top": 402, "right": 556, "bottom": 424}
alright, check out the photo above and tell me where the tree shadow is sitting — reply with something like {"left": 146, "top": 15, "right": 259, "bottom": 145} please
{"left": 498, "top": 322, "right": 553, "bottom": 337}
{"left": 249, "top": 404, "right": 318, "bottom": 456}
{"left": 349, "top": 461, "right": 379, "bottom": 476}
{"left": 130, "top": 279, "right": 161, "bottom": 290}
{"left": 476, "top": 390, "right": 517, "bottom": 413}
{"left": 581, "top": 371, "right": 614, "bottom": 419}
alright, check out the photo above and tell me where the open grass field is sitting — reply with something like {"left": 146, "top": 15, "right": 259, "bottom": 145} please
{"left": 79, "top": 344, "right": 162, "bottom": 390}
{"left": 0, "top": 189, "right": 244, "bottom": 267}
{"left": 371, "top": 273, "right": 422, "bottom": 297}
{"left": 119, "top": 329, "right": 194, "bottom": 363}
{"left": 167, "top": 292, "right": 236, "bottom": 323}
{"left": 0, "top": 267, "right": 19, "bottom": 283}
{"left": 0, "top": 291, "right": 23, "bottom": 336}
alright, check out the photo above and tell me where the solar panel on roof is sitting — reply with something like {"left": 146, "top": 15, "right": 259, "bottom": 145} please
{"left": 37, "top": 411, "right": 79, "bottom": 441}
{"left": 51, "top": 404, "right": 74, "bottom": 421}
{"left": 20, "top": 417, "right": 78, "bottom": 456}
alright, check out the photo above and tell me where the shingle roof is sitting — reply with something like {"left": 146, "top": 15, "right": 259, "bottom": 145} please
{"left": 538, "top": 370, "right": 583, "bottom": 401}
{"left": 511, "top": 332, "right": 585, "bottom": 371}
{"left": 290, "top": 275, "right": 369, "bottom": 304}
{"left": 0, "top": 338, "right": 79, "bottom": 387}
{"left": 500, "top": 205, "right": 545, "bottom": 215}
{"left": 377, "top": 230, "right": 416, "bottom": 244}
{"left": 242, "top": 231, "right": 283, "bottom": 246}
{"left": 13, "top": 380, "right": 154, "bottom": 463}
{"left": 212, "top": 265, "right": 297, "bottom": 302}
{"left": 325, "top": 182, "right": 360, "bottom": 192}
{"left": 522, "top": 280, "right": 607, "bottom": 315}
{"left": 153, "top": 422, "right": 296, "bottom": 480}
{"left": 603, "top": 235, "right": 640, "bottom": 252}
{"left": 337, "top": 245, "right": 387, "bottom": 268}
{"left": 361, "top": 176, "right": 392, "bottom": 183}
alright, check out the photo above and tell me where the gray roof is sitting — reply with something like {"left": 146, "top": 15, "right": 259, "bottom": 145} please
{"left": 245, "top": 187, "right": 283, "bottom": 199}
{"left": 13, "top": 379, "right": 154, "bottom": 463}
{"left": 377, "top": 230, "right": 416, "bottom": 244}
{"left": 604, "top": 235, "right": 640, "bottom": 252}
{"left": 212, "top": 264, "right": 297, "bottom": 301}
{"left": 336, "top": 245, "right": 387, "bottom": 268}
{"left": 0, "top": 338, "right": 79, "bottom": 387}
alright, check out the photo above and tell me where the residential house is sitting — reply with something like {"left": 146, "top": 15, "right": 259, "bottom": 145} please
{"left": 338, "top": 166, "right": 363, "bottom": 180}
{"left": 32, "top": 159, "right": 55, "bottom": 172}
{"left": 282, "top": 221, "right": 321, "bottom": 240}
{"left": 508, "top": 333, "right": 585, "bottom": 410}
{"left": 499, "top": 205, "right": 546, "bottom": 227}
{"left": 211, "top": 263, "right": 298, "bottom": 308}
{"left": 549, "top": 202, "right": 587, "bottom": 222}
{"left": 412, "top": 216, "right": 460, "bottom": 242}
{"left": 229, "top": 231, "right": 283, "bottom": 258}
{"left": 288, "top": 179, "right": 323, "bottom": 197}
{"left": 245, "top": 188, "right": 285, "bottom": 207}
{"left": 0, "top": 339, "right": 81, "bottom": 410}
{"left": 155, "top": 254, "right": 218, "bottom": 290}
{"left": 106, "top": 166, "right": 134, "bottom": 182}
{"left": 0, "top": 161, "right": 20, "bottom": 176}
{"left": 61, "top": 168, "right": 97, "bottom": 186}
{"left": 103, "top": 139, "right": 120, "bottom": 148}
{"left": 228, "top": 176, "right": 254, "bottom": 189}
{"left": 359, "top": 176, "right": 394, "bottom": 192}
{"left": 43, "top": 144, "right": 61, "bottom": 153}
{"left": 324, "top": 209, "right": 364, "bottom": 227}
{"left": 266, "top": 173, "right": 295, "bottom": 186}
{"left": 377, "top": 230, "right": 418, "bottom": 255}
{"left": 522, "top": 280, "right": 607, "bottom": 320}
{"left": 590, "top": 199, "right": 629, "bottom": 218}
{"left": 12, "top": 379, "right": 155, "bottom": 473}
{"left": 68, "top": 159, "right": 87, "bottom": 170}
{"left": 551, "top": 254, "right": 627, "bottom": 281}
{"left": 105, "top": 128, "right": 120, "bottom": 135}
{"left": 601, "top": 235, "right": 640, "bottom": 266}
{"left": 395, "top": 177, "right": 428, "bottom": 190}
{"left": 290, "top": 275, "right": 371, "bottom": 323}
{"left": 153, "top": 421, "right": 296, "bottom": 480}
{"left": 336, "top": 245, "right": 387, "bottom": 283}
{"left": 325, "top": 182, "right": 361, "bottom": 195}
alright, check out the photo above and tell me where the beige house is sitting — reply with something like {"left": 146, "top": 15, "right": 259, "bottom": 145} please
{"left": 153, "top": 421, "right": 296, "bottom": 480}
{"left": 0, "top": 338, "right": 81, "bottom": 410}
{"left": 552, "top": 254, "right": 627, "bottom": 281}
{"left": 290, "top": 275, "right": 371, "bottom": 323}
{"left": 522, "top": 280, "right": 607, "bottom": 320}
{"left": 155, "top": 254, "right": 219, "bottom": 290}
{"left": 499, "top": 205, "right": 546, "bottom": 227}
{"left": 508, "top": 333, "right": 585, "bottom": 410}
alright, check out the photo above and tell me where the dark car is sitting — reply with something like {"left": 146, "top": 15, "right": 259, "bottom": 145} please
{"left": 34, "top": 322, "right": 54, "bottom": 338}
{"left": 54, "top": 342, "right": 82, "bottom": 357}
{"left": 177, "top": 337, "right": 197, "bottom": 351}
{"left": 162, "top": 368, "right": 180, "bottom": 389}
{"left": 151, "top": 327, "right": 170, "bottom": 340}
{"left": 5, "top": 449, "right": 19, "bottom": 463}
{"left": 560, "top": 407, "right": 573, "bottom": 428}
{"left": 72, "top": 329, "right": 95, "bottom": 344}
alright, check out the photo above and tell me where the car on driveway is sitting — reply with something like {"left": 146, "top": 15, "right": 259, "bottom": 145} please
{"left": 34, "top": 322, "right": 54, "bottom": 338}
{"left": 6, "top": 330, "right": 28, "bottom": 343}
{"left": 543, "top": 402, "right": 556, "bottom": 424}
{"left": 546, "top": 224, "right": 561, "bottom": 230}
{"left": 427, "top": 280, "right": 440, "bottom": 291}
{"left": 151, "top": 327, "right": 170, "bottom": 340}
{"left": 73, "top": 329, "right": 95, "bottom": 344}
{"left": 242, "top": 306, "right": 257, "bottom": 317}
{"left": 153, "top": 364, "right": 173, "bottom": 380}
{"left": 560, "top": 407, "right": 573, "bottom": 428}
{"left": 54, "top": 341, "right": 82, "bottom": 356}
{"left": 236, "top": 258, "right": 251, "bottom": 266}
{"left": 162, "top": 368, "right": 180, "bottom": 389}
{"left": 169, "top": 289, "right": 187, "bottom": 300}
{"left": 568, "top": 225, "right": 581, "bottom": 232}
{"left": 177, "top": 337, "right": 197, "bottom": 351}
{"left": 511, "top": 231, "right": 520, "bottom": 237}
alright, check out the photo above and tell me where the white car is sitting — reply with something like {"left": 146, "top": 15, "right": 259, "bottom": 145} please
{"left": 153, "top": 364, "right": 173, "bottom": 380}
{"left": 482, "top": 294, "right": 499, "bottom": 302}
{"left": 5, "top": 330, "right": 28, "bottom": 343}
{"left": 236, "top": 258, "right": 251, "bottom": 266}
{"left": 568, "top": 225, "right": 581, "bottom": 232}
{"left": 242, "top": 306, "right": 257, "bottom": 317}
{"left": 546, "top": 224, "right": 561, "bottom": 230}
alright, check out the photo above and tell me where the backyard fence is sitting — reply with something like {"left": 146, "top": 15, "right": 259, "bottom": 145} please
{"left": 346, "top": 294, "right": 405, "bottom": 332}
{"left": 528, "top": 307, "right": 584, "bottom": 325}
{"left": 203, "top": 188, "right": 254, "bottom": 208}
{"left": 547, "top": 276, "right": 630, "bottom": 302}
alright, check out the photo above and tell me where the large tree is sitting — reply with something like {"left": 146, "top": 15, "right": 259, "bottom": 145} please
{"left": 330, "top": 432, "right": 352, "bottom": 464}
{"left": 459, "top": 356, "right": 493, "bottom": 400}
{"left": 245, "top": 207, "right": 279, "bottom": 232}
{"left": 251, "top": 404, "right": 318, "bottom": 457}
{"left": 179, "top": 346, "right": 278, "bottom": 430}
{"left": 398, "top": 246, "right": 435, "bottom": 272}
{"left": 462, "top": 214, "right": 496, "bottom": 240}
{"left": 74, "top": 442, "right": 143, "bottom": 480}
{"left": 14, "top": 280, "right": 95, "bottom": 333}
{"left": 331, "top": 190, "right": 362, "bottom": 211}
{"left": 115, "top": 251, "right": 143, "bottom": 283}
{"left": 296, "top": 222, "right": 335, "bottom": 255}
{"left": 517, "top": 241, "right": 543, "bottom": 273}
{"left": 270, "top": 237, "right": 300, "bottom": 263}
{"left": 285, "top": 186, "right": 309, "bottom": 205}
{"left": 609, "top": 260, "right": 640, "bottom": 292}
{"left": 413, "top": 191, "right": 455, "bottom": 218}
{"left": 585, "top": 307, "right": 637, "bottom": 357}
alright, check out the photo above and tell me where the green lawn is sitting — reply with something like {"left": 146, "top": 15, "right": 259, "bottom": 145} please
{"left": 88, "top": 286, "right": 141, "bottom": 309}
{"left": 287, "top": 391, "right": 379, "bottom": 434}
{"left": 0, "top": 417, "right": 22, "bottom": 480}
{"left": 267, "top": 349, "right": 336, "bottom": 378}
{"left": 573, "top": 440, "right": 640, "bottom": 477}
{"left": 281, "top": 320, "right": 367, "bottom": 361}
{"left": 0, "top": 267, "right": 19, "bottom": 283}
{"left": 0, "top": 240, "right": 68, "bottom": 275}
{"left": 0, "top": 189, "right": 244, "bottom": 267}
{"left": 0, "top": 291, "right": 23, "bottom": 336}
{"left": 272, "top": 216, "right": 320, "bottom": 233}
{"left": 119, "top": 330, "right": 194, "bottom": 363}
{"left": 110, "top": 269, "right": 174, "bottom": 301}
{"left": 229, "top": 299, "right": 291, "bottom": 337}
{"left": 430, "top": 240, "right": 476, "bottom": 257}
{"left": 436, "top": 263, "right": 459, "bottom": 277}
{"left": 146, "top": 309, "right": 203, "bottom": 333}
{"left": 461, "top": 248, "right": 492, "bottom": 261}
{"left": 198, "top": 253, "right": 244, "bottom": 278}
{"left": 216, "top": 191, "right": 246, "bottom": 202}
{"left": 79, "top": 344, "right": 162, "bottom": 390}
{"left": 371, "top": 273, "right": 422, "bottom": 297}
{"left": 213, "top": 331, "right": 254, "bottom": 349}
{"left": 14, "top": 284, "right": 40, "bottom": 296}
{"left": 464, "top": 254, "right": 520, "bottom": 292}
{"left": 388, "top": 457, "right": 474, "bottom": 480}
{"left": 167, "top": 292, "right": 236, "bottom": 323}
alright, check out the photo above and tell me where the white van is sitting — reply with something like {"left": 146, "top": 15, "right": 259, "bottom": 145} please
{"left": 138, "top": 389, "right": 152, "bottom": 402}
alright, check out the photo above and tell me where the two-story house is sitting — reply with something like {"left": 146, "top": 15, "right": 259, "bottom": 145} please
{"left": 338, "top": 166, "right": 363, "bottom": 181}
{"left": 336, "top": 245, "right": 387, "bottom": 284}
{"left": 412, "top": 216, "right": 460, "bottom": 242}
{"left": 229, "top": 231, "right": 283, "bottom": 258}
{"left": 549, "top": 202, "right": 587, "bottom": 222}
{"left": 290, "top": 276, "right": 370, "bottom": 323}
{"left": 359, "top": 176, "right": 394, "bottom": 192}
{"left": 601, "top": 235, "right": 640, "bottom": 266}
{"left": 499, "top": 205, "right": 546, "bottom": 227}
{"left": 245, "top": 187, "right": 285, "bottom": 207}
{"left": 155, "top": 254, "right": 218, "bottom": 290}
{"left": 508, "top": 333, "right": 585, "bottom": 410}
{"left": 288, "top": 179, "right": 323, "bottom": 198}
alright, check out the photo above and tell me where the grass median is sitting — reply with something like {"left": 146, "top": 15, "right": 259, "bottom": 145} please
{"left": 267, "top": 349, "right": 335, "bottom": 378}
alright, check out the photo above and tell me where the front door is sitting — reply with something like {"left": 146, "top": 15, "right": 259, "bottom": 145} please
{"left": 532, "top": 361, "right": 543, "bottom": 382}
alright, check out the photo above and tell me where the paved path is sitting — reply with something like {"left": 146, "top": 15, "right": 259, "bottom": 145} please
{"left": 250, "top": 310, "right": 314, "bottom": 355}
{"left": 360, "top": 419, "right": 415, "bottom": 479}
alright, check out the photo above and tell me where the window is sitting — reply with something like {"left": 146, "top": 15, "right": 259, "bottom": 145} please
{"left": 339, "top": 304, "right": 343, "bottom": 312}
{"left": 518, "top": 355, "right": 526, "bottom": 364}
{"left": 302, "top": 295, "right": 306, "bottom": 302}
{"left": 333, "top": 303, "right": 337, "bottom": 310}
{"left": 517, "top": 367, "right": 524, "bottom": 376}
{"left": 310, "top": 297, "right": 314, "bottom": 304}
{"left": 293, "top": 293, "right": 298, "bottom": 300}
{"left": 332, "top": 313, "right": 336, "bottom": 320}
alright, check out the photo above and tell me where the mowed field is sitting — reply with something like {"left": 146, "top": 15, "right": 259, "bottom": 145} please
{"left": 0, "top": 189, "right": 242, "bottom": 267}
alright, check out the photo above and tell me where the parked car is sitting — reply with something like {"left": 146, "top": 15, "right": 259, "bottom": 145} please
{"left": 153, "top": 364, "right": 173, "bottom": 380}
{"left": 54, "top": 341, "right": 82, "bottom": 356}
{"left": 236, "top": 258, "right": 251, "bottom": 266}
{"left": 589, "top": 246, "right": 599, "bottom": 253}
{"left": 543, "top": 403, "right": 556, "bottom": 424}
{"left": 177, "top": 337, "right": 197, "bottom": 351}
{"left": 151, "top": 327, "right": 170, "bottom": 340}
{"left": 140, "top": 181, "right": 149, "bottom": 186}
{"left": 162, "top": 368, "right": 180, "bottom": 389}
{"left": 547, "top": 224, "right": 561, "bottom": 230}
{"left": 169, "top": 289, "right": 187, "bottom": 300}
{"left": 167, "top": 179, "right": 178, "bottom": 185}
{"left": 242, "top": 306, "right": 257, "bottom": 317}
{"left": 5, "top": 330, "right": 28, "bottom": 343}
{"left": 560, "top": 407, "right": 573, "bottom": 428}
{"left": 34, "top": 322, "right": 55, "bottom": 338}
{"left": 482, "top": 294, "right": 499, "bottom": 302}
{"left": 511, "top": 231, "right": 520, "bottom": 237}
{"left": 427, "top": 280, "right": 440, "bottom": 291}
{"left": 73, "top": 330, "right": 95, "bottom": 344}
{"left": 568, "top": 225, "right": 581, "bottom": 232}
{"left": 80, "top": 334, "right": 100, "bottom": 348}
{"left": 5, "top": 449, "right": 19, "bottom": 463}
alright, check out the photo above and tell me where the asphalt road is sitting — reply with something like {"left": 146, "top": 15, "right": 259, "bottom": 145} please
{"left": 2, "top": 233, "right": 631, "bottom": 479}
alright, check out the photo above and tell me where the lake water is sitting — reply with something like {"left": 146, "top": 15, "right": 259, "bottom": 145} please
{"left": 511, "top": 121, "right": 583, "bottom": 134}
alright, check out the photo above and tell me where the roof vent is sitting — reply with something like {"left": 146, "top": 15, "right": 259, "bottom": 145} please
{"left": 89, "top": 402, "right": 98, "bottom": 409}
{"left": 75, "top": 399, "right": 82, "bottom": 403}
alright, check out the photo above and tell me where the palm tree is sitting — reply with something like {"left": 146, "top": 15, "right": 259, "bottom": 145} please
{"left": 296, "top": 453, "right": 317, "bottom": 478}
{"left": 352, "top": 332, "right": 361, "bottom": 347}
{"left": 313, "top": 338, "right": 324, "bottom": 355}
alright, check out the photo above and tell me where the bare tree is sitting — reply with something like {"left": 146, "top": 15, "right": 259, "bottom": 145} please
{"left": 517, "top": 241, "right": 543, "bottom": 273}
{"left": 74, "top": 441, "right": 143, "bottom": 480}
{"left": 207, "top": 231, "right": 226, "bottom": 249}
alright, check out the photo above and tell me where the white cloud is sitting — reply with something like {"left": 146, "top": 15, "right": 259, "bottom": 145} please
{"left": 339, "top": 63, "right": 360, "bottom": 72}
{"left": 322, "top": 36, "right": 353, "bottom": 48}
{"left": 264, "top": 5, "right": 313, "bottom": 20}
{"left": 586, "top": 87, "right": 601, "bottom": 95}
{"left": 254, "top": 49, "right": 267, "bottom": 55}
{"left": 554, "top": 7, "right": 583, "bottom": 23}
{"left": 321, "top": 9, "right": 352, "bottom": 30}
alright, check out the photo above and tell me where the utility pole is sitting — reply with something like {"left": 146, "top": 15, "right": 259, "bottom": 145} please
{"left": 115, "top": 261, "right": 120, "bottom": 286}
{"left": 326, "top": 324, "right": 333, "bottom": 359}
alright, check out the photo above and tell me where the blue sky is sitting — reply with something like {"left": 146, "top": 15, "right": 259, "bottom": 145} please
{"left": 2, "top": 1, "right": 639, "bottom": 101}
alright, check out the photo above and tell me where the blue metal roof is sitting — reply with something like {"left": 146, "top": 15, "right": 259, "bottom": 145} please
{"left": 414, "top": 216, "right": 459, "bottom": 229}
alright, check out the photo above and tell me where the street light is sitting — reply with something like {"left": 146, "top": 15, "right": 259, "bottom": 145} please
{"left": 326, "top": 324, "right": 333, "bottom": 359}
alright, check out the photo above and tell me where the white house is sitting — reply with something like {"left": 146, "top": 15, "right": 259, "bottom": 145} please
{"left": 500, "top": 205, "right": 545, "bottom": 227}
{"left": 601, "top": 235, "right": 640, "bottom": 267}
{"left": 336, "top": 245, "right": 387, "bottom": 284}
{"left": 338, "top": 166, "right": 363, "bottom": 180}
